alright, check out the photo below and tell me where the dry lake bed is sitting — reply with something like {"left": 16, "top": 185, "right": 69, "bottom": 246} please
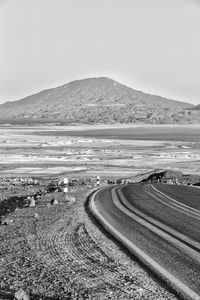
{"left": 0, "top": 124, "right": 200, "bottom": 179}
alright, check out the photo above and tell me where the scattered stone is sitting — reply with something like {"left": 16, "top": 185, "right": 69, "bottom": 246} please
{"left": 65, "top": 196, "right": 76, "bottom": 203}
{"left": 1, "top": 218, "right": 13, "bottom": 225}
{"left": 34, "top": 213, "right": 39, "bottom": 218}
{"left": 29, "top": 198, "right": 35, "bottom": 207}
{"left": 58, "top": 179, "right": 63, "bottom": 185}
{"left": 51, "top": 198, "right": 58, "bottom": 205}
{"left": 70, "top": 196, "right": 76, "bottom": 203}
{"left": 14, "top": 288, "right": 30, "bottom": 300}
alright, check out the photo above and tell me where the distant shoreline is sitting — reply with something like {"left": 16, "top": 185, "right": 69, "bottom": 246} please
{"left": 1, "top": 123, "right": 200, "bottom": 131}
{"left": 1, "top": 124, "right": 197, "bottom": 143}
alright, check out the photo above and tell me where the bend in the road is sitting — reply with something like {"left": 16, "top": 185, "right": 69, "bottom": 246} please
{"left": 89, "top": 186, "right": 200, "bottom": 300}
{"left": 150, "top": 185, "right": 200, "bottom": 218}
{"left": 118, "top": 187, "right": 200, "bottom": 254}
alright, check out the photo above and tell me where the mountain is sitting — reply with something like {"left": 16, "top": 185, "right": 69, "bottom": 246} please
{"left": 189, "top": 104, "right": 200, "bottom": 110}
{"left": 0, "top": 77, "right": 197, "bottom": 124}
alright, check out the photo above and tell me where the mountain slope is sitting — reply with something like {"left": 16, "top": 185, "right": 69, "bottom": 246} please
{"left": 189, "top": 104, "right": 200, "bottom": 110}
{"left": 0, "top": 77, "right": 196, "bottom": 124}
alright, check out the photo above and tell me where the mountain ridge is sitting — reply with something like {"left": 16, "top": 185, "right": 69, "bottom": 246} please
{"left": 189, "top": 104, "right": 200, "bottom": 111}
{"left": 1, "top": 77, "right": 192, "bottom": 107}
{"left": 0, "top": 77, "right": 198, "bottom": 124}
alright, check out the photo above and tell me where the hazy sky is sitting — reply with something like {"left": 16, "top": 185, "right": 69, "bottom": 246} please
{"left": 1, "top": 0, "right": 200, "bottom": 105}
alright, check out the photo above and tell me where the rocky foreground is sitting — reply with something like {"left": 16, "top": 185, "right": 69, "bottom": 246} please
{"left": 0, "top": 178, "right": 177, "bottom": 300}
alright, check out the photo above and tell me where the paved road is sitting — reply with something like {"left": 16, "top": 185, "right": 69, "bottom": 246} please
{"left": 122, "top": 184, "right": 200, "bottom": 243}
{"left": 89, "top": 184, "right": 200, "bottom": 300}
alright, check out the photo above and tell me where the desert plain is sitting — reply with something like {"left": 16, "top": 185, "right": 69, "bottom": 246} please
{"left": 0, "top": 124, "right": 200, "bottom": 179}
{"left": 0, "top": 124, "right": 200, "bottom": 300}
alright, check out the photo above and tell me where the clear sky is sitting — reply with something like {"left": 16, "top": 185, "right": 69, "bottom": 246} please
{"left": 0, "top": 0, "right": 200, "bottom": 105}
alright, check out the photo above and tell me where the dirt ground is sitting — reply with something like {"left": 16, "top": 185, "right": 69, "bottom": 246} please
{"left": 0, "top": 185, "right": 177, "bottom": 300}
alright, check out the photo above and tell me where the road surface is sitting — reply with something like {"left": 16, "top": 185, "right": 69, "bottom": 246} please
{"left": 89, "top": 184, "right": 200, "bottom": 300}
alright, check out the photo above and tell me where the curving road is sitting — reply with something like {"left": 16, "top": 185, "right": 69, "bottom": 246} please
{"left": 89, "top": 184, "right": 200, "bottom": 300}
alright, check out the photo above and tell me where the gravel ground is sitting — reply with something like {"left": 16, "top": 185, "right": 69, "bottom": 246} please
{"left": 0, "top": 186, "right": 178, "bottom": 300}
